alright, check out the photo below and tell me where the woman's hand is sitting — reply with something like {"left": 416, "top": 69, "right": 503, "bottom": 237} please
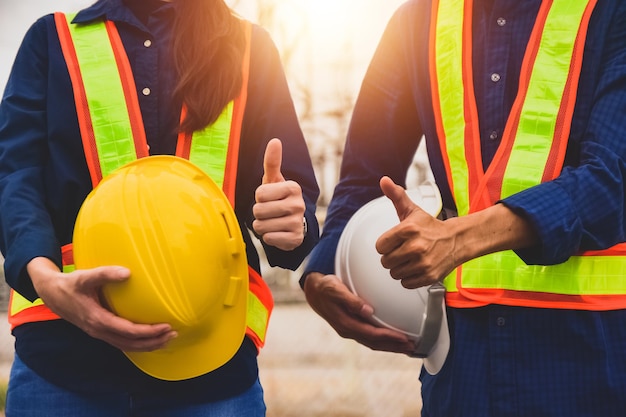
{"left": 27, "top": 257, "right": 177, "bottom": 352}
{"left": 253, "top": 138, "right": 306, "bottom": 251}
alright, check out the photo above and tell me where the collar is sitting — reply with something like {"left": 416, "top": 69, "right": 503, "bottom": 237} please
{"left": 72, "top": 0, "right": 174, "bottom": 31}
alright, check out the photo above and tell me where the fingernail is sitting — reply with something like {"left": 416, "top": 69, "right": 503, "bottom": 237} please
{"left": 115, "top": 266, "right": 130, "bottom": 275}
{"left": 361, "top": 304, "right": 374, "bottom": 317}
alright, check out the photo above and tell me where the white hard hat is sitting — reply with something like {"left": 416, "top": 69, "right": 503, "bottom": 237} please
{"left": 335, "top": 181, "right": 450, "bottom": 375}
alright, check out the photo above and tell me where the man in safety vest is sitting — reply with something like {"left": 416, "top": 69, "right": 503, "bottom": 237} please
{"left": 0, "top": 0, "right": 319, "bottom": 415}
{"left": 302, "top": 1, "right": 626, "bottom": 416}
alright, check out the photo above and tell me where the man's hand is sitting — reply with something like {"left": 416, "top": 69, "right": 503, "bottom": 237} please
{"left": 27, "top": 257, "right": 177, "bottom": 352}
{"left": 253, "top": 138, "right": 306, "bottom": 251}
{"left": 376, "top": 176, "right": 456, "bottom": 289}
{"left": 303, "top": 272, "right": 415, "bottom": 354}
{"left": 376, "top": 176, "right": 539, "bottom": 289}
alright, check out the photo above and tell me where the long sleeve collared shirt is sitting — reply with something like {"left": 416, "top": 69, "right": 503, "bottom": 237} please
{"left": 304, "top": 0, "right": 626, "bottom": 415}
{"left": 0, "top": 0, "right": 319, "bottom": 400}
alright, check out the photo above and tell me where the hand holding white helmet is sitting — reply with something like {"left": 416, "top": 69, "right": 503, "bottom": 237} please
{"left": 335, "top": 180, "right": 450, "bottom": 375}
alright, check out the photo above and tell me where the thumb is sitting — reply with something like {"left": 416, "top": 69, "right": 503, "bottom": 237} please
{"left": 262, "top": 138, "right": 285, "bottom": 184}
{"left": 380, "top": 176, "right": 417, "bottom": 221}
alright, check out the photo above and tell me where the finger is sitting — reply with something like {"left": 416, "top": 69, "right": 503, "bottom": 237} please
{"left": 78, "top": 266, "right": 130, "bottom": 291}
{"left": 353, "top": 328, "right": 416, "bottom": 354}
{"left": 253, "top": 196, "right": 304, "bottom": 221}
{"left": 380, "top": 176, "right": 417, "bottom": 221}
{"left": 104, "top": 323, "right": 178, "bottom": 352}
{"left": 90, "top": 309, "right": 177, "bottom": 351}
{"left": 259, "top": 231, "right": 303, "bottom": 251}
{"left": 262, "top": 138, "right": 285, "bottom": 184}
{"left": 252, "top": 215, "right": 302, "bottom": 236}
{"left": 335, "top": 303, "right": 416, "bottom": 353}
{"left": 305, "top": 274, "right": 414, "bottom": 353}
{"left": 255, "top": 180, "right": 301, "bottom": 204}
{"left": 102, "top": 328, "right": 178, "bottom": 352}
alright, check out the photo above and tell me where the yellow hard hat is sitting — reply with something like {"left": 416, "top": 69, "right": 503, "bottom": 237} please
{"left": 335, "top": 181, "right": 450, "bottom": 375}
{"left": 73, "top": 155, "right": 248, "bottom": 381}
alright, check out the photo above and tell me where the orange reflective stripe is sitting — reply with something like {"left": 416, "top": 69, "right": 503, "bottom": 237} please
{"left": 55, "top": 12, "right": 102, "bottom": 187}
{"left": 429, "top": 0, "right": 470, "bottom": 216}
{"left": 8, "top": 301, "right": 59, "bottom": 328}
{"left": 460, "top": 0, "right": 483, "bottom": 208}
{"left": 223, "top": 21, "right": 250, "bottom": 207}
{"left": 7, "top": 243, "right": 74, "bottom": 329}
{"left": 583, "top": 242, "right": 626, "bottom": 257}
{"left": 104, "top": 20, "right": 149, "bottom": 160}
{"left": 61, "top": 243, "right": 75, "bottom": 268}
{"left": 175, "top": 108, "right": 193, "bottom": 159}
{"left": 542, "top": 0, "right": 596, "bottom": 183}
{"left": 245, "top": 267, "right": 274, "bottom": 349}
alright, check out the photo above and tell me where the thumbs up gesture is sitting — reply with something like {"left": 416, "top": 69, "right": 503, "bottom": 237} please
{"left": 375, "top": 176, "right": 455, "bottom": 289}
{"left": 253, "top": 138, "right": 306, "bottom": 251}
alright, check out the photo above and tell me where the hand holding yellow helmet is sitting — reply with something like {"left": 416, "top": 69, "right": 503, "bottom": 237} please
{"left": 73, "top": 156, "right": 248, "bottom": 381}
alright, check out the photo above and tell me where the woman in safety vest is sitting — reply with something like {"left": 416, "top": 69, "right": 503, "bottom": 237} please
{"left": 0, "top": 0, "right": 319, "bottom": 415}
{"left": 302, "top": 0, "right": 626, "bottom": 416}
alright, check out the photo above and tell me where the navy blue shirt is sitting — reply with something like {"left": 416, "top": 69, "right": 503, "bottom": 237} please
{"left": 304, "top": 0, "right": 626, "bottom": 415}
{"left": 0, "top": 0, "right": 319, "bottom": 400}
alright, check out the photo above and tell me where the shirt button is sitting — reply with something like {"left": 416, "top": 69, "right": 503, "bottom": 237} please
{"left": 489, "top": 130, "right": 498, "bottom": 140}
{"left": 142, "top": 87, "right": 151, "bottom": 96}
{"left": 491, "top": 73, "right": 501, "bottom": 82}
{"left": 144, "top": 39, "right": 152, "bottom": 48}
{"left": 497, "top": 17, "right": 507, "bottom": 26}
{"left": 496, "top": 317, "right": 506, "bottom": 326}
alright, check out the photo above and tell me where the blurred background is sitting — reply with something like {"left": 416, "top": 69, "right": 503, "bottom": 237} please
{"left": 0, "top": 1, "right": 434, "bottom": 415}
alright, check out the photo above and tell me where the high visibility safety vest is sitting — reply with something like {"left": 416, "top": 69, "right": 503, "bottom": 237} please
{"left": 9, "top": 13, "right": 274, "bottom": 351}
{"left": 431, "top": 0, "right": 626, "bottom": 310}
